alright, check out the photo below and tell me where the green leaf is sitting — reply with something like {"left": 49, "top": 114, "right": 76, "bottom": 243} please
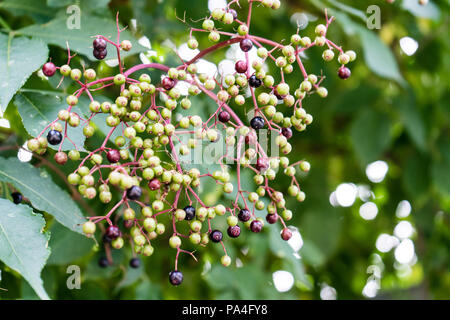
{"left": 350, "top": 109, "right": 392, "bottom": 165}
{"left": 0, "top": 0, "right": 53, "bottom": 23}
{"left": 431, "top": 140, "right": 450, "bottom": 196}
{"left": 17, "top": 14, "right": 146, "bottom": 61}
{"left": 357, "top": 28, "right": 405, "bottom": 84}
{"left": 0, "top": 157, "right": 86, "bottom": 233}
{"left": 47, "top": 0, "right": 111, "bottom": 12}
{"left": 0, "top": 199, "right": 50, "bottom": 300}
{"left": 47, "top": 222, "right": 94, "bottom": 265}
{"left": 14, "top": 92, "right": 86, "bottom": 151}
{"left": 395, "top": 95, "right": 427, "bottom": 151}
{"left": 402, "top": 1, "right": 441, "bottom": 21}
{"left": 403, "top": 154, "right": 430, "bottom": 197}
{"left": 0, "top": 33, "right": 48, "bottom": 112}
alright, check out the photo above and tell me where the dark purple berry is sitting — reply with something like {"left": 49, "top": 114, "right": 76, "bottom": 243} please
{"left": 256, "top": 158, "right": 269, "bottom": 171}
{"left": 210, "top": 230, "right": 223, "bottom": 243}
{"left": 250, "top": 220, "right": 263, "bottom": 233}
{"left": 42, "top": 62, "right": 56, "bottom": 77}
{"left": 338, "top": 67, "right": 351, "bottom": 79}
{"left": 106, "top": 149, "right": 120, "bottom": 163}
{"left": 129, "top": 258, "right": 141, "bottom": 268}
{"left": 218, "top": 111, "right": 231, "bottom": 123}
{"left": 148, "top": 178, "right": 161, "bottom": 191}
{"left": 248, "top": 75, "right": 262, "bottom": 88}
{"left": 240, "top": 38, "right": 253, "bottom": 52}
{"left": 281, "top": 228, "right": 293, "bottom": 241}
{"left": 227, "top": 225, "right": 240, "bottom": 238}
{"left": 106, "top": 225, "right": 121, "bottom": 240}
{"left": 47, "top": 129, "right": 62, "bottom": 145}
{"left": 238, "top": 208, "right": 251, "bottom": 222}
{"left": 93, "top": 38, "right": 107, "bottom": 50}
{"left": 126, "top": 186, "right": 142, "bottom": 200}
{"left": 266, "top": 213, "right": 278, "bottom": 224}
{"left": 11, "top": 192, "right": 22, "bottom": 204}
{"left": 161, "top": 77, "right": 175, "bottom": 90}
{"left": 98, "top": 257, "right": 109, "bottom": 268}
{"left": 184, "top": 205, "right": 196, "bottom": 220}
{"left": 235, "top": 60, "right": 247, "bottom": 74}
{"left": 250, "top": 116, "right": 265, "bottom": 130}
{"left": 281, "top": 127, "right": 293, "bottom": 139}
{"left": 93, "top": 48, "right": 107, "bottom": 60}
{"left": 169, "top": 270, "right": 183, "bottom": 286}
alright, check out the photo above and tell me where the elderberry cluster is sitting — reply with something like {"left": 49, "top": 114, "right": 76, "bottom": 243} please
{"left": 28, "top": 1, "right": 355, "bottom": 286}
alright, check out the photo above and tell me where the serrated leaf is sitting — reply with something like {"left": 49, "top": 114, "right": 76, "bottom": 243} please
{"left": 17, "top": 15, "right": 146, "bottom": 61}
{"left": 0, "top": 33, "right": 48, "bottom": 112}
{"left": 47, "top": 222, "right": 93, "bottom": 265}
{"left": 350, "top": 109, "right": 392, "bottom": 165}
{"left": 0, "top": 157, "right": 86, "bottom": 233}
{"left": 0, "top": 199, "right": 50, "bottom": 300}
{"left": 14, "top": 92, "right": 86, "bottom": 151}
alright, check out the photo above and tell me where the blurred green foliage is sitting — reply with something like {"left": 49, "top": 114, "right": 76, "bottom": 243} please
{"left": 0, "top": 0, "right": 449, "bottom": 300}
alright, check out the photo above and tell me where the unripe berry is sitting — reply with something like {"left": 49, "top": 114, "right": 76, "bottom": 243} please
{"left": 82, "top": 221, "right": 96, "bottom": 235}
{"left": 315, "top": 24, "right": 327, "bottom": 36}
{"left": 322, "top": 49, "right": 335, "bottom": 61}
{"left": 221, "top": 255, "right": 232, "bottom": 267}
{"left": 169, "top": 235, "right": 182, "bottom": 248}
{"left": 120, "top": 39, "right": 132, "bottom": 51}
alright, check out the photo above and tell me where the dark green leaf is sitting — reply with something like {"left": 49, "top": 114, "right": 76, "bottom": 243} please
{"left": 0, "top": 157, "right": 86, "bottom": 233}
{"left": 0, "top": 199, "right": 50, "bottom": 300}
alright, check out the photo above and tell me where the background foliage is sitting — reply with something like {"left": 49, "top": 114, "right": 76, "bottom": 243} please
{"left": 0, "top": 0, "right": 449, "bottom": 299}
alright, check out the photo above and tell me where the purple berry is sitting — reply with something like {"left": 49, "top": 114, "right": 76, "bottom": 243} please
{"left": 106, "top": 225, "right": 121, "bottom": 239}
{"left": 281, "top": 228, "right": 293, "bottom": 241}
{"left": 169, "top": 270, "right": 183, "bottom": 286}
{"left": 184, "top": 205, "right": 196, "bottom": 220}
{"left": 238, "top": 208, "right": 251, "bottom": 222}
{"left": 47, "top": 129, "right": 62, "bottom": 145}
{"left": 256, "top": 158, "right": 269, "bottom": 171}
{"left": 129, "top": 258, "right": 141, "bottom": 268}
{"left": 148, "top": 178, "right": 161, "bottom": 191}
{"left": 161, "top": 77, "right": 175, "bottom": 90}
{"left": 93, "top": 38, "right": 107, "bottom": 50}
{"left": 218, "top": 111, "right": 231, "bottom": 123}
{"left": 266, "top": 213, "right": 278, "bottom": 224}
{"left": 42, "top": 62, "right": 56, "bottom": 77}
{"left": 235, "top": 60, "right": 247, "bottom": 74}
{"left": 227, "top": 225, "right": 241, "bottom": 238}
{"left": 106, "top": 149, "right": 120, "bottom": 163}
{"left": 281, "top": 127, "right": 293, "bottom": 139}
{"left": 11, "top": 192, "right": 23, "bottom": 204}
{"left": 250, "top": 116, "right": 265, "bottom": 130}
{"left": 338, "top": 67, "right": 351, "bottom": 79}
{"left": 210, "top": 230, "right": 223, "bottom": 243}
{"left": 93, "top": 48, "right": 107, "bottom": 60}
{"left": 250, "top": 220, "right": 263, "bottom": 233}
{"left": 240, "top": 38, "right": 253, "bottom": 52}
{"left": 248, "top": 75, "right": 262, "bottom": 88}
{"left": 126, "top": 186, "right": 142, "bottom": 200}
